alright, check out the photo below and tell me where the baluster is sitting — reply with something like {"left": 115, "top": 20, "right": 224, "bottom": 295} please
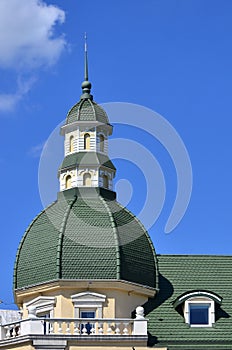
{"left": 98, "top": 322, "right": 103, "bottom": 335}
{"left": 115, "top": 322, "right": 121, "bottom": 335}
{"left": 5, "top": 326, "right": 11, "bottom": 339}
{"left": 12, "top": 325, "right": 16, "bottom": 337}
{"left": 123, "top": 322, "right": 129, "bottom": 335}
{"left": 107, "top": 322, "right": 112, "bottom": 335}
{"left": 82, "top": 323, "right": 88, "bottom": 335}
{"left": 49, "top": 320, "right": 54, "bottom": 334}
{"left": 65, "top": 321, "right": 71, "bottom": 334}
{"left": 16, "top": 324, "right": 20, "bottom": 336}
{"left": 90, "top": 323, "right": 95, "bottom": 335}
{"left": 58, "top": 321, "right": 62, "bottom": 334}
{"left": 74, "top": 321, "right": 80, "bottom": 335}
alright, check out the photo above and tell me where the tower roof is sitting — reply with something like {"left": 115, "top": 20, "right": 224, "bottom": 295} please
{"left": 14, "top": 189, "right": 158, "bottom": 291}
{"left": 65, "top": 99, "right": 110, "bottom": 125}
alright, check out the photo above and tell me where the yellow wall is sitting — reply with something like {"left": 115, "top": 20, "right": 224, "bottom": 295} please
{"left": 54, "top": 288, "right": 142, "bottom": 319}
{"left": 20, "top": 284, "right": 150, "bottom": 320}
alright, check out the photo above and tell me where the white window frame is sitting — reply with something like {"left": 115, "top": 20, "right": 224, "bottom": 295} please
{"left": 184, "top": 297, "right": 215, "bottom": 327}
{"left": 71, "top": 292, "right": 106, "bottom": 318}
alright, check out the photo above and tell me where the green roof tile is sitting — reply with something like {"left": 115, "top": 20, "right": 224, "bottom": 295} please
{"left": 59, "top": 152, "right": 116, "bottom": 172}
{"left": 14, "top": 189, "right": 157, "bottom": 290}
{"left": 66, "top": 99, "right": 109, "bottom": 125}
{"left": 146, "top": 255, "right": 232, "bottom": 349}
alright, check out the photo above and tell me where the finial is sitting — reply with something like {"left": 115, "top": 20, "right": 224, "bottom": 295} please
{"left": 81, "top": 33, "right": 93, "bottom": 100}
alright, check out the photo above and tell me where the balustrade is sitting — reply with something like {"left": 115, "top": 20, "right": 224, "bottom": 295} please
{"left": 0, "top": 317, "right": 146, "bottom": 339}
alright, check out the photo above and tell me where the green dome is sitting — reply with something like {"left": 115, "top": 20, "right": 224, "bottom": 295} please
{"left": 66, "top": 99, "right": 109, "bottom": 125}
{"left": 14, "top": 188, "right": 158, "bottom": 290}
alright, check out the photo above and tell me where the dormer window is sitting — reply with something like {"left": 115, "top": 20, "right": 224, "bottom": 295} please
{"left": 174, "top": 291, "right": 222, "bottom": 327}
{"left": 189, "top": 303, "right": 210, "bottom": 325}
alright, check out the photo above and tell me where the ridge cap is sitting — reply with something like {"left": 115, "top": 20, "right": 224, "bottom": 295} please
{"left": 56, "top": 196, "right": 77, "bottom": 279}
{"left": 99, "top": 196, "right": 121, "bottom": 279}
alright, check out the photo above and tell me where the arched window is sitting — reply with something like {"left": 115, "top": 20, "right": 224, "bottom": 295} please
{"left": 65, "top": 175, "right": 72, "bottom": 189}
{"left": 83, "top": 173, "right": 91, "bottom": 186}
{"left": 99, "top": 134, "right": 104, "bottom": 152}
{"left": 173, "top": 291, "right": 222, "bottom": 328}
{"left": 69, "top": 135, "right": 74, "bottom": 153}
{"left": 84, "top": 133, "right": 90, "bottom": 150}
{"left": 103, "top": 175, "right": 109, "bottom": 189}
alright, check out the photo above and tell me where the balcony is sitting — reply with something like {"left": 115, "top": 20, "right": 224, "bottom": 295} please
{"left": 0, "top": 308, "right": 148, "bottom": 349}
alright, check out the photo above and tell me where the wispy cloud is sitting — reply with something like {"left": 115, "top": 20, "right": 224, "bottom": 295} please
{"left": 0, "top": 0, "right": 66, "bottom": 112}
{"left": 0, "top": 76, "right": 36, "bottom": 112}
{"left": 28, "top": 142, "right": 46, "bottom": 158}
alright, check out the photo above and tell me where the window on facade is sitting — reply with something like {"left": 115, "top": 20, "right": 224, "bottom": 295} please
{"left": 65, "top": 175, "right": 72, "bottom": 189}
{"left": 80, "top": 310, "right": 95, "bottom": 335}
{"left": 102, "top": 175, "right": 109, "bottom": 189}
{"left": 69, "top": 135, "right": 74, "bottom": 153}
{"left": 99, "top": 134, "right": 104, "bottom": 152}
{"left": 189, "top": 304, "right": 209, "bottom": 325}
{"left": 174, "top": 291, "right": 222, "bottom": 328}
{"left": 83, "top": 173, "right": 91, "bottom": 186}
{"left": 84, "top": 133, "right": 91, "bottom": 150}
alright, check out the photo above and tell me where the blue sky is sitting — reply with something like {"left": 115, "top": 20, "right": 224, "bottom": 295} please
{"left": 1, "top": 0, "right": 232, "bottom": 308}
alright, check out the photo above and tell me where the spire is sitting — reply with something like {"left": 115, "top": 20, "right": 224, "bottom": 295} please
{"left": 84, "top": 32, "right": 88, "bottom": 81}
{"left": 81, "top": 33, "right": 93, "bottom": 100}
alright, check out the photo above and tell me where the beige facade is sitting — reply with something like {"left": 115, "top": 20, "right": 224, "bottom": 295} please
{"left": 16, "top": 280, "right": 155, "bottom": 320}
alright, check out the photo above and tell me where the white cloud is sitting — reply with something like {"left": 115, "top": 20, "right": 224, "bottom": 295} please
{"left": 0, "top": 76, "right": 36, "bottom": 112}
{"left": 0, "top": 0, "right": 66, "bottom": 69}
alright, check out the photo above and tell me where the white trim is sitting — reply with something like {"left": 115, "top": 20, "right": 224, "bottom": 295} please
{"left": 179, "top": 291, "right": 221, "bottom": 303}
{"left": 71, "top": 292, "right": 106, "bottom": 318}
{"left": 184, "top": 296, "right": 215, "bottom": 327}
{"left": 25, "top": 296, "right": 56, "bottom": 317}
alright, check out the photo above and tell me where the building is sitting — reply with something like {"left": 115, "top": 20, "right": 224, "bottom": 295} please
{"left": 0, "top": 45, "right": 232, "bottom": 350}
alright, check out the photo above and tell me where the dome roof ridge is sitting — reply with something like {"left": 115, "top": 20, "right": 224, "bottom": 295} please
{"left": 78, "top": 98, "right": 95, "bottom": 121}
{"left": 56, "top": 195, "right": 77, "bottom": 279}
{"left": 98, "top": 196, "right": 121, "bottom": 279}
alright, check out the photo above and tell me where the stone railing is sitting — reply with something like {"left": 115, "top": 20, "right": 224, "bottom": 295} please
{"left": 0, "top": 321, "right": 21, "bottom": 339}
{"left": 0, "top": 306, "right": 147, "bottom": 340}
{"left": 1, "top": 317, "right": 147, "bottom": 339}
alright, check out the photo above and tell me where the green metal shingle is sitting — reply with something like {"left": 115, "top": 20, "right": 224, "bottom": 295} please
{"left": 66, "top": 99, "right": 109, "bottom": 125}
{"left": 146, "top": 255, "right": 232, "bottom": 349}
{"left": 59, "top": 152, "right": 116, "bottom": 172}
{"left": 14, "top": 189, "right": 157, "bottom": 290}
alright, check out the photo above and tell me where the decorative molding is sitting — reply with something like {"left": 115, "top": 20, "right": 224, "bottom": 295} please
{"left": 71, "top": 291, "right": 106, "bottom": 318}
{"left": 25, "top": 296, "right": 56, "bottom": 316}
